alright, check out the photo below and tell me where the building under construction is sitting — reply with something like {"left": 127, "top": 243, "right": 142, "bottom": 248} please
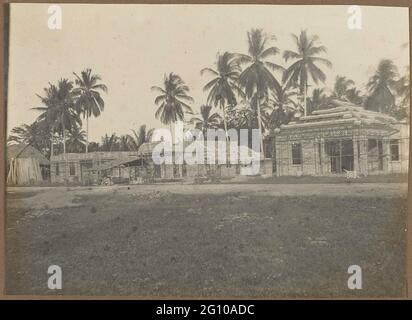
{"left": 269, "top": 101, "right": 409, "bottom": 176}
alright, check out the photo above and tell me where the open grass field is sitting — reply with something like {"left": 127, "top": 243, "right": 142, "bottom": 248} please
{"left": 5, "top": 182, "right": 408, "bottom": 297}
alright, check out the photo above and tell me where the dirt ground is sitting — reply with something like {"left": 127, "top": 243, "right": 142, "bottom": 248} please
{"left": 5, "top": 182, "right": 408, "bottom": 297}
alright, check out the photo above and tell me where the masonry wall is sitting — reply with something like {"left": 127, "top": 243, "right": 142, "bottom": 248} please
{"left": 387, "top": 139, "right": 409, "bottom": 174}
{"left": 161, "top": 164, "right": 175, "bottom": 179}
{"left": 51, "top": 160, "right": 82, "bottom": 183}
{"left": 275, "top": 140, "right": 319, "bottom": 176}
{"left": 259, "top": 159, "right": 273, "bottom": 176}
{"left": 185, "top": 164, "right": 202, "bottom": 177}
{"left": 275, "top": 133, "right": 405, "bottom": 177}
{"left": 387, "top": 124, "right": 409, "bottom": 174}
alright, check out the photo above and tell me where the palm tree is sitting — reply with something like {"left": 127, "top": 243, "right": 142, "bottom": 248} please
{"left": 7, "top": 124, "right": 35, "bottom": 145}
{"left": 237, "top": 28, "right": 284, "bottom": 156}
{"left": 100, "top": 133, "right": 118, "bottom": 152}
{"left": 128, "top": 124, "right": 154, "bottom": 151}
{"left": 396, "top": 67, "right": 410, "bottom": 108}
{"left": 365, "top": 59, "right": 398, "bottom": 113}
{"left": 262, "top": 81, "right": 298, "bottom": 131}
{"left": 333, "top": 76, "right": 355, "bottom": 100}
{"left": 33, "top": 79, "right": 80, "bottom": 162}
{"left": 151, "top": 73, "right": 194, "bottom": 143}
{"left": 307, "top": 88, "right": 330, "bottom": 114}
{"left": 392, "top": 68, "right": 410, "bottom": 120}
{"left": 345, "top": 87, "right": 364, "bottom": 105}
{"left": 283, "top": 30, "right": 332, "bottom": 116}
{"left": 262, "top": 106, "right": 295, "bottom": 132}
{"left": 88, "top": 142, "right": 100, "bottom": 152}
{"left": 270, "top": 81, "right": 298, "bottom": 112}
{"left": 7, "top": 121, "right": 52, "bottom": 158}
{"left": 329, "top": 76, "right": 363, "bottom": 105}
{"left": 226, "top": 102, "right": 257, "bottom": 131}
{"left": 189, "top": 105, "right": 222, "bottom": 135}
{"left": 73, "top": 68, "right": 108, "bottom": 153}
{"left": 201, "top": 52, "right": 241, "bottom": 135}
{"left": 67, "top": 125, "right": 86, "bottom": 153}
{"left": 117, "top": 135, "right": 131, "bottom": 151}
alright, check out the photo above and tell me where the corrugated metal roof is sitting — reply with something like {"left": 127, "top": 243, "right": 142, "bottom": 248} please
{"left": 138, "top": 140, "right": 259, "bottom": 158}
{"left": 137, "top": 141, "right": 163, "bottom": 155}
{"left": 87, "top": 158, "right": 138, "bottom": 171}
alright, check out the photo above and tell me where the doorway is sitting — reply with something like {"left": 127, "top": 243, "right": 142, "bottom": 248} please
{"left": 325, "top": 139, "right": 354, "bottom": 173}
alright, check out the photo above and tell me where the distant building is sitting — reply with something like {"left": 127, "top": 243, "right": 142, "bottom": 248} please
{"left": 137, "top": 140, "right": 271, "bottom": 180}
{"left": 270, "top": 101, "right": 409, "bottom": 176}
{"left": 7, "top": 144, "right": 50, "bottom": 185}
{"left": 49, "top": 141, "right": 270, "bottom": 185}
{"left": 50, "top": 151, "right": 139, "bottom": 184}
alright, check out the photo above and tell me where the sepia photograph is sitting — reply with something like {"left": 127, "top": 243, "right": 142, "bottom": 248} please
{"left": 3, "top": 3, "right": 410, "bottom": 298}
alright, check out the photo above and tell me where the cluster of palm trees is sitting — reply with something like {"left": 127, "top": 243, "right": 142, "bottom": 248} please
{"left": 153, "top": 29, "right": 409, "bottom": 158}
{"left": 8, "top": 28, "right": 409, "bottom": 160}
{"left": 8, "top": 120, "right": 154, "bottom": 156}
{"left": 305, "top": 60, "right": 410, "bottom": 119}
{"left": 88, "top": 125, "right": 154, "bottom": 152}
{"left": 152, "top": 29, "right": 334, "bottom": 156}
{"left": 8, "top": 68, "right": 108, "bottom": 159}
{"left": 365, "top": 60, "right": 410, "bottom": 119}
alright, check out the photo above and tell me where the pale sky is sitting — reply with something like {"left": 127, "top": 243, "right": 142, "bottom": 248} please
{"left": 7, "top": 4, "right": 409, "bottom": 141}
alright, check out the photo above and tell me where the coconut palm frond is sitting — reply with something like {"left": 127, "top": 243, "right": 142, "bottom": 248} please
{"left": 152, "top": 73, "right": 194, "bottom": 126}
{"left": 283, "top": 30, "right": 332, "bottom": 95}
{"left": 200, "top": 67, "right": 219, "bottom": 77}
{"left": 365, "top": 59, "right": 399, "bottom": 113}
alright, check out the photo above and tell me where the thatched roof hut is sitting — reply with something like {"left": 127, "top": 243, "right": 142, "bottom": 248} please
{"left": 7, "top": 144, "right": 49, "bottom": 185}
{"left": 7, "top": 144, "right": 50, "bottom": 165}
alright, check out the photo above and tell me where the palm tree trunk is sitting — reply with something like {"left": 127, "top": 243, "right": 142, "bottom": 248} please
{"left": 170, "top": 123, "right": 174, "bottom": 144}
{"left": 221, "top": 100, "right": 228, "bottom": 139}
{"left": 256, "top": 97, "right": 265, "bottom": 158}
{"left": 62, "top": 119, "right": 66, "bottom": 155}
{"left": 86, "top": 112, "right": 89, "bottom": 153}
{"left": 303, "top": 81, "right": 307, "bottom": 117}
{"left": 50, "top": 134, "right": 54, "bottom": 159}
{"left": 169, "top": 122, "right": 174, "bottom": 177}
{"left": 62, "top": 118, "right": 68, "bottom": 183}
